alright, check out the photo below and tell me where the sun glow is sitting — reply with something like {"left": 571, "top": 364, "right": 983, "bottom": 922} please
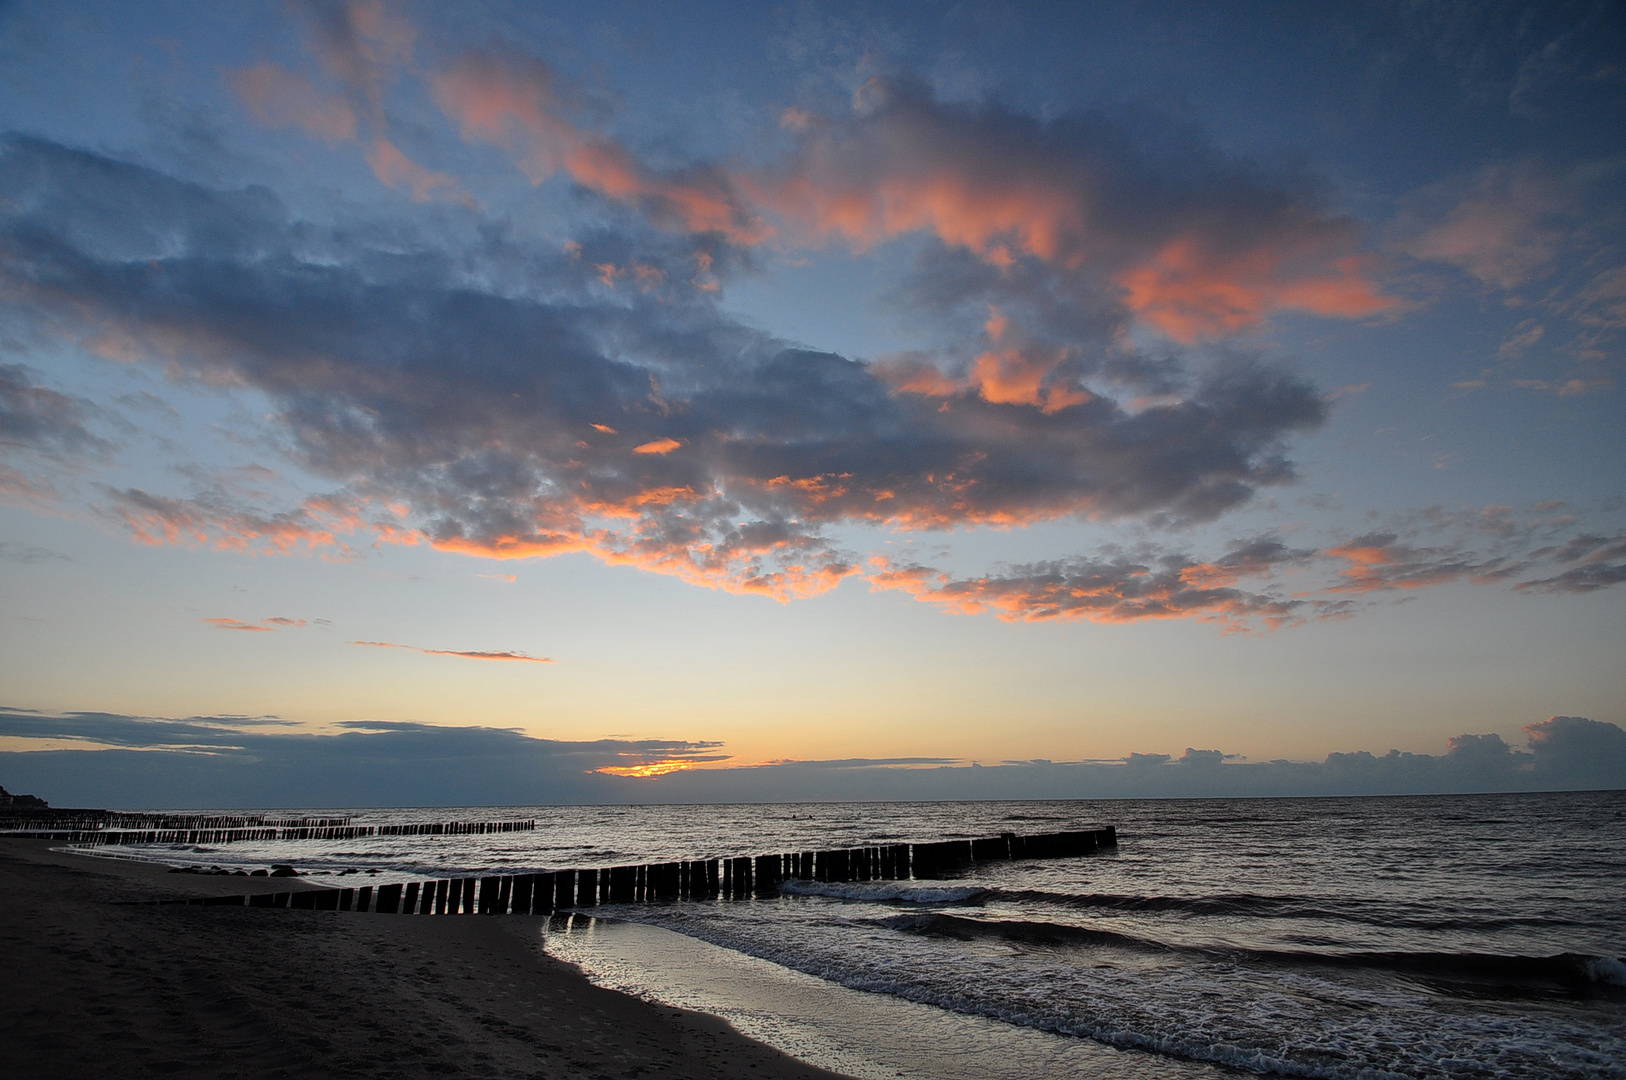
{"left": 596, "top": 760, "right": 699, "bottom": 778}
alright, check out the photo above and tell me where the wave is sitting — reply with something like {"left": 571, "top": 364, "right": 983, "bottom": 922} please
{"left": 997, "top": 888, "right": 1588, "bottom": 932}
{"left": 881, "top": 912, "right": 1626, "bottom": 995}
{"left": 781, "top": 880, "right": 991, "bottom": 904}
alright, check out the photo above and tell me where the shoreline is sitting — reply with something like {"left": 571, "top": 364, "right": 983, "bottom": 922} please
{"left": 0, "top": 839, "right": 854, "bottom": 1080}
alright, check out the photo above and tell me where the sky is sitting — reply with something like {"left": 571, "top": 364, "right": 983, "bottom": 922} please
{"left": 1, "top": 0, "right": 1623, "bottom": 806}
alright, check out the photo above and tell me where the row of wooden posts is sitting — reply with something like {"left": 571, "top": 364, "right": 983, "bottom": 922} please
{"left": 172, "top": 828, "right": 1115, "bottom": 913}
{"left": 0, "top": 812, "right": 354, "bottom": 832}
{"left": 2, "top": 818, "right": 536, "bottom": 846}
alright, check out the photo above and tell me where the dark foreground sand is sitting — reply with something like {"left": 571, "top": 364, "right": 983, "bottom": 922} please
{"left": 0, "top": 840, "right": 854, "bottom": 1080}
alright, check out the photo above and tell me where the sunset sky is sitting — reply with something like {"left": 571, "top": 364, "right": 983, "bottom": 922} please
{"left": 2, "top": 1, "right": 1623, "bottom": 802}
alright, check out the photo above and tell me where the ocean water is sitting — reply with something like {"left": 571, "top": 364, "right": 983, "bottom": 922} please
{"left": 80, "top": 791, "right": 1626, "bottom": 1079}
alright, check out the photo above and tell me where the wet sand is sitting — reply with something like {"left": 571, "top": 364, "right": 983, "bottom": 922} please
{"left": 0, "top": 839, "right": 854, "bottom": 1080}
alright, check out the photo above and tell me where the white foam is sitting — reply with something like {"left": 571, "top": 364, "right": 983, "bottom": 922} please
{"left": 1584, "top": 956, "right": 1626, "bottom": 987}
{"left": 545, "top": 916, "right": 1226, "bottom": 1080}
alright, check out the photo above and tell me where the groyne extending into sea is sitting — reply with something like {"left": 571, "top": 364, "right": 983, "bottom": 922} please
{"left": 147, "top": 826, "right": 1118, "bottom": 914}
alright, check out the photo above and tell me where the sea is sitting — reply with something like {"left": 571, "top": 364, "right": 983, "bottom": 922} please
{"left": 74, "top": 790, "right": 1626, "bottom": 1080}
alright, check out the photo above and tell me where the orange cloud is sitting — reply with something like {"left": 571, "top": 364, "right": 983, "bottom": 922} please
{"left": 204, "top": 616, "right": 309, "bottom": 631}
{"left": 365, "top": 138, "right": 467, "bottom": 203}
{"left": 632, "top": 437, "right": 682, "bottom": 455}
{"left": 203, "top": 617, "right": 277, "bottom": 632}
{"left": 1322, "top": 533, "right": 1500, "bottom": 593}
{"left": 970, "top": 346, "right": 1090, "bottom": 413}
{"left": 749, "top": 163, "right": 1080, "bottom": 261}
{"left": 1120, "top": 239, "right": 1395, "bottom": 343}
{"left": 229, "top": 63, "right": 357, "bottom": 142}
{"left": 742, "top": 79, "right": 1395, "bottom": 342}
{"left": 870, "top": 353, "right": 963, "bottom": 397}
{"left": 432, "top": 48, "right": 768, "bottom": 243}
{"left": 107, "top": 489, "right": 420, "bottom": 559}
{"left": 349, "top": 640, "right": 553, "bottom": 662}
{"left": 427, "top": 499, "right": 863, "bottom": 603}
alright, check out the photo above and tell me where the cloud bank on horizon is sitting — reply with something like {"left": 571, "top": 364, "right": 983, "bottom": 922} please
{"left": 0, "top": 0, "right": 1620, "bottom": 635}
{"left": 1, "top": 709, "right": 1621, "bottom": 807}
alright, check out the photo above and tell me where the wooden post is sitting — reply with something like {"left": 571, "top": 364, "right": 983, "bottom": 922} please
{"left": 479, "top": 877, "right": 501, "bottom": 914}
{"left": 512, "top": 874, "right": 533, "bottom": 914}
{"left": 403, "top": 882, "right": 420, "bottom": 914}
{"left": 375, "top": 883, "right": 402, "bottom": 914}
{"left": 972, "top": 835, "right": 1010, "bottom": 861}
{"left": 754, "top": 854, "right": 782, "bottom": 896}
{"left": 497, "top": 876, "right": 513, "bottom": 914}
{"left": 576, "top": 868, "right": 598, "bottom": 906}
{"left": 461, "top": 877, "right": 476, "bottom": 914}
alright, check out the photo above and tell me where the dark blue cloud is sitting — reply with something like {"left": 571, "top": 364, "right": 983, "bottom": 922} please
{"left": 0, "top": 132, "right": 1330, "bottom": 598}
{"left": 3, "top": 710, "right": 1619, "bottom": 808}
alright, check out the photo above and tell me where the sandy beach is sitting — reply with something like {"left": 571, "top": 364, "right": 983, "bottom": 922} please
{"left": 0, "top": 839, "right": 853, "bottom": 1080}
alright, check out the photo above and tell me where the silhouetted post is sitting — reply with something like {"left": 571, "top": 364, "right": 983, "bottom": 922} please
{"left": 375, "top": 883, "right": 402, "bottom": 914}
{"left": 512, "top": 874, "right": 533, "bottom": 914}
{"left": 972, "top": 836, "right": 1010, "bottom": 861}
{"left": 478, "top": 877, "right": 500, "bottom": 914}
{"left": 576, "top": 868, "right": 599, "bottom": 906}
{"left": 497, "top": 876, "right": 513, "bottom": 914}
{"left": 337, "top": 888, "right": 354, "bottom": 911}
{"left": 754, "top": 854, "right": 782, "bottom": 896}
{"left": 461, "top": 877, "right": 476, "bottom": 914}
{"left": 609, "top": 866, "right": 637, "bottom": 904}
{"left": 832, "top": 849, "right": 850, "bottom": 881}
{"left": 555, "top": 871, "right": 575, "bottom": 909}
{"left": 354, "top": 885, "right": 372, "bottom": 912}
{"left": 403, "top": 882, "right": 420, "bottom": 914}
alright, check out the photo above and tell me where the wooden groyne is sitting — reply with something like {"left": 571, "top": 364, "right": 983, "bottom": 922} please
{"left": 164, "top": 827, "right": 1115, "bottom": 913}
{"left": 0, "top": 818, "right": 536, "bottom": 846}
{"left": 0, "top": 811, "right": 354, "bottom": 831}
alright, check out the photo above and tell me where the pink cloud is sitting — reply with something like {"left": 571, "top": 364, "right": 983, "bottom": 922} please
{"left": 203, "top": 617, "right": 276, "bottom": 632}
{"left": 431, "top": 47, "right": 767, "bottom": 243}
{"left": 365, "top": 138, "right": 468, "bottom": 204}
{"left": 229, "top": 62, "right": 357, "bottom": 143}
